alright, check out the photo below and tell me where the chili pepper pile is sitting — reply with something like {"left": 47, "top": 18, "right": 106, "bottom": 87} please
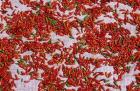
{"left": 0, "top": 0, "right": 140, "bottom": 91}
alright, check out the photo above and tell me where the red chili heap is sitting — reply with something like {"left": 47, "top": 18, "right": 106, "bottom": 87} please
{"left": 0, "top": 0, "right": 140, "bottom": 91}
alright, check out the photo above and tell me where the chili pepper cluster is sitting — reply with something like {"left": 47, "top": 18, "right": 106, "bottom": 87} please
{"left": 0, "top": 0, "right": 140, "bottom": 91}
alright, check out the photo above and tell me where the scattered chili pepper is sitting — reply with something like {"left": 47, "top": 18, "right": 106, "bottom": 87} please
{"left": 0, "top": 0, "right": 140, "bottom": 91}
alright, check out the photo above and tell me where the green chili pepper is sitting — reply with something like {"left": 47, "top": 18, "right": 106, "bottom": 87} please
{"left": 48, "top": 40, "right": 52, "bottom": 44}
{"left": 17, "top": 69, "right": 20, "bottom": 74}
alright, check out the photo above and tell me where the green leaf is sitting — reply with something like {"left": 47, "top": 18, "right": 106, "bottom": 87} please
{"left": 47, "top": 2, "right": 51, "bottom": 7}
{"left": 21, "top": 78, "right": 23, "bottom": 82}
{"left": 0, "top": 62, "right": 4, "bottom": 67}
{"left": 74, "top": 2, "right": 79, "bottom": 7}
{"left": 17, "top": 58, "right": 27, "bottom": 66}
{"left": 126, "top": 66, "right": 131, "bottom": 70}
{"left": 29, "top": 71, "right": 34, "bottom": 76}
{"left": 66, "top": 82, "right": 70, "bottom": 87}
{"left": 5, "top": 25, "right": 10, "bottom": 30}
{"left": 0, "top": 85, "right": 2, "bottom": 91}
{"left": 130, "top": 55, "right": 135, "bottom": 61}
{"left": 18, "top": 58, "right": 24, "bottom": 63}
{"left": 47, "top": 17, "right": 57, "bottom": 25}
{"left": 81, "top": 66, "right": 86, "bottom": 71}
{"left": 135, "top": 83, "right": 140, "bottom": 88}
{"left": 120, "top": 37, "right": 124, "bottom": 45}
{"left": 69, "top": 36, "right": 74, "bottom": 39}
{"left": 67, "top": 58, "right": 70, "bottom": 62}
{"left": 84, "top": 76, "right": 88, "bottom": 81}
{"left": 63, "top": 5, "right": 68, "bottom": 9}
{"left": 83, "top": 14, "right": 88, "bottom": 20}
{"left": 0, "top": 50, "right": 4, "bottom": 53}
{"left": 48, "top": 40, "right": 52, "bottom": 44}
{"left": 36, "top": 78, "right": 43, "bottom": 80}
{"left": 74, "top": 56, "right": 78, "bottom": 63}
{"left": 114, "top": 81, "right": 118, "bottom": 86}
{"left": 105, "top": 80, "right": 110, "bottom": 83}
